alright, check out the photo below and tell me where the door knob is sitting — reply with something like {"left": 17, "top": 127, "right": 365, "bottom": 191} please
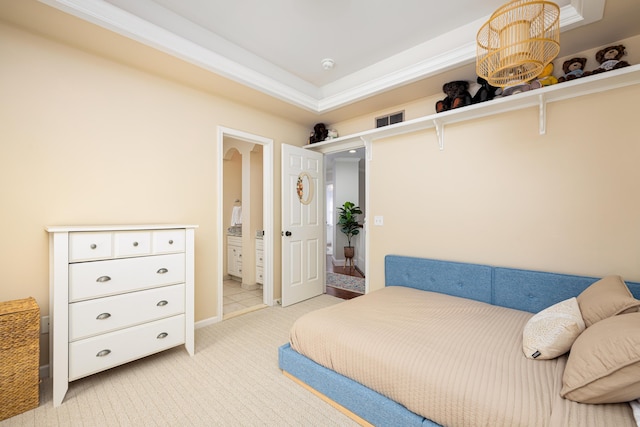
{"left": 284, "top": 231, "right": 292, "bottom": 237}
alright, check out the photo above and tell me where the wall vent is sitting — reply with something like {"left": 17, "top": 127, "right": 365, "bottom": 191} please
{"left": 375, "top": 111, "right": 404, "bottom": 128}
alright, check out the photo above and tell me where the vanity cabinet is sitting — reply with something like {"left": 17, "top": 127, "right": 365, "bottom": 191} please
{"left": 255, "top": 238, "right": 264, "bottom": 285}
{"left": 227, "top": 235, "right": 243, "bottom": 278}
{"left": 46, "top": 224, "right": 197, "bottom": 407}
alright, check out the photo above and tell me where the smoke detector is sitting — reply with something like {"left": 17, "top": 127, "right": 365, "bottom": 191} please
{"left": 321, "top": 58, "right": 335, "bottom": 70}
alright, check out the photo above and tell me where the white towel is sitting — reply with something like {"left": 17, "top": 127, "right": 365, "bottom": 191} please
{"left": 231, "top": 206, "right": 242, "bottom": 225}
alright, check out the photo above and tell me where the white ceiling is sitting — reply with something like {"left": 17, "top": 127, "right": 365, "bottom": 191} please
{"left": 107, "top": 0, "right": 521, "bottom": 87}
{"left": 29, "top": 0, "right": 640, "bottom": 120}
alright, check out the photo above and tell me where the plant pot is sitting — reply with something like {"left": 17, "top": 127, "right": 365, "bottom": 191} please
{"left": 344, "top": 246, "right": 354, "bottom": 259}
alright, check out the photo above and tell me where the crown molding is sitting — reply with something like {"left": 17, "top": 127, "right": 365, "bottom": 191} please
{"left": 38, "top": 0, "right": 322, "bottom": 112}
{"left": 38, "top": 0, "right": 604, "bottom": 115}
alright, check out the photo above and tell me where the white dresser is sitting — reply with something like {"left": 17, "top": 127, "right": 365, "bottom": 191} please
{"left": 46, "top": 224, "right": 197, "bottom": 407}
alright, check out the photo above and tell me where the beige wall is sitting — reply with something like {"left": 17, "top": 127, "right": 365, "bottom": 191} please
{"left": 365, "top": 84, "right": 640, "bottom": 290}
{"left": 324, "top": 36, "right": 640, "bottom": 291}
{"left": 0, "top": 23, "right": 309, "bottom": 326}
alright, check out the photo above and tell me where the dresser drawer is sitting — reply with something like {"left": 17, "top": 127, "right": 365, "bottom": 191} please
{"left": 227, "top": 236, "right": 242, "bottom": 247}
{"left": 114, "top": 231, "right": 151, "bottom": 257}
{"left": 69, "top": 254, "right": 185, "bottom": 302}
{"left": 69, "top": 232, "right": 113, "bottom": 262}
{"left": 152, "top": 229, "right": 185, "bottom": 254}
{"left": 69, "top": 315, "right": 185, "bottom": 381}
{"left": 69, "top": 284, "right": 185, "bottom": 341}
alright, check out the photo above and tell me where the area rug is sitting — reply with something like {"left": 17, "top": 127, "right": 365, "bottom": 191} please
{"left": 326, "top": 272, "right": 365, "bottom": 294}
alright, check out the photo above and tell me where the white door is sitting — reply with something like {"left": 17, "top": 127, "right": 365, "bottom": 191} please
{"left": 281, "top": 144, "right": 324, "bottom": 306}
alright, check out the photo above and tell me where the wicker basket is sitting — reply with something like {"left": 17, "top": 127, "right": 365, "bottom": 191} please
{"left": 0, "top": 297, "right": 40, "bottom": 420}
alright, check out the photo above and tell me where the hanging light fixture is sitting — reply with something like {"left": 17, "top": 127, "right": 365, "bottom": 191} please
{"left": 476, "top": 0, "right": 560, "bottom": 88}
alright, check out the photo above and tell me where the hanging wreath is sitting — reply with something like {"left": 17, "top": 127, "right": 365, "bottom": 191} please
{"left": 296, "top": 172, "right": 314, "bottom": 205}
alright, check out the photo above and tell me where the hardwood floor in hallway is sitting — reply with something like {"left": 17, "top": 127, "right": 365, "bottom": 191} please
{"left": 327, "top": 255, "right": 364, "bottom": 278}
{"left": 326, "top": 254, "right": 364, "bottom": 300}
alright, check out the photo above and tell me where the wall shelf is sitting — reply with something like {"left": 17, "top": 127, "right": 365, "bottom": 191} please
{"left": 305, "top": 64, "right": 640, "bottom": 153}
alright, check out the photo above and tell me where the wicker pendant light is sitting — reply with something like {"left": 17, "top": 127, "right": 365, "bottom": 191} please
{"left": 477, "top": 0, "right": 560, "bottom": 88}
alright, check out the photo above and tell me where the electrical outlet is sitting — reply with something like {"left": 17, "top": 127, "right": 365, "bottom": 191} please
{"left": 374, "top": 216, "right": 384, "bottom": 226}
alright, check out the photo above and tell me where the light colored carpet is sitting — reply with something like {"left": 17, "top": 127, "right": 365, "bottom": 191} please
{"left": 2, "top": 295, "right": 358, "bottom": 427}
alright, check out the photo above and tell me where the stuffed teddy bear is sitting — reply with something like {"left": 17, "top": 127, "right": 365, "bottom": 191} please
{"left": 435, "top": 81, "right": 472, "bottom": 113}
{"left": 501, "top": 79, "right": 541, "bottom": 97}
{"left": 494, "top": 64, "right": 540, "bottom": 97}
{"left": 557, "top": 57, "right": 587, "bottom": 83}
{"left": 469, "top": 77, "right": 498, "bottom": 104}
{"left": 309, "top": 123, "right": 328, "bottom": 144}
{"left": 533, "top": 63, "right": 558, "bottom": 87}
{"left": 586, "top": 44, "right": 630, "bottom": 75}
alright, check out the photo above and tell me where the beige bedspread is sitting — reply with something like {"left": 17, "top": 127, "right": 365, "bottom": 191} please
{"left": 289, "top": 286, "right": 635, "bottom": 427}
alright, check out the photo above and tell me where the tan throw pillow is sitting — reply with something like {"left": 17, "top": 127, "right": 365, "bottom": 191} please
{"left": 522, "top": 297, "right": 585, "bottom": 360}
{"left": 561, "top": 312, "right": 640, "bottom": 404}
{"left": 576, "top": 275, "right": 640, "bottom": 327}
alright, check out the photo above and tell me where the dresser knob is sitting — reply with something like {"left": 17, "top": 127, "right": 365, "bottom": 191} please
{"left": 157, "top": 300, "right": 168, "bottom": 307}
{"left": 96, "top": 349, "right": 111, "bottom": 357}
{"left": 96, "top": 313, "right": 111, "bottom": 320}
{"left": 96, "top": 276, "right": 111, "bottom": 283}
{"left": 168, "top": 240, "right": 174, "bottom": 245}
{"left": 157, "top": 268, "right": 168, "bottom": 274}
{"left": 157, "top": 332, "right": 168, "bottom": 339}
{"left": 90, "top": 244, "right": 97, "bottom": 250}
{"left": 133, "top": 241, "right": 139, "bottom": 247}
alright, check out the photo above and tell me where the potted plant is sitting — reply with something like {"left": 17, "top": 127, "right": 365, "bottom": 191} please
{"left": 337, "top": 201, "right": 362, "bottom": 260}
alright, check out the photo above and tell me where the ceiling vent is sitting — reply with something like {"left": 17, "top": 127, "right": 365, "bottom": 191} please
{"left": 375, "top": 111, "right": 404, "bottom": 128}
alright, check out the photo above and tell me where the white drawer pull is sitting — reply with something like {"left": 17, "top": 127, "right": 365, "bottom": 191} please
{"left": 90, "top": 244, "right": 97, "bottom": 249}
{"left": 96, "top": 275, "right": 111, "bottom": 283}
{"left": 96, "top": 349, "right": 111, "bottom": 357}
{"left": 157, "top": 300, "right": 168, "bottom": 307}
{"left": 157, "top": 268, "right": 168, "bottom": 274}
{"left": 157, "top": 332, "right": 168, "bottom": 339}
{"left": 96, "top": 312, "right": 111, "bottom": 320}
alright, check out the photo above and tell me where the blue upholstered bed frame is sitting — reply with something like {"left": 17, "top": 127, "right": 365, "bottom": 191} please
{"left": 279, "top": 255, "right": 640, "bottom": 427}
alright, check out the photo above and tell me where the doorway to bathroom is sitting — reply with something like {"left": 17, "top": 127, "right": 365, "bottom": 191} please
{"left": 217, "top": 127, "right": 273, "bottom": 320}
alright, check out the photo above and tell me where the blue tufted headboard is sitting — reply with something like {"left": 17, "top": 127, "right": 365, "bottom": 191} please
{"left": 385, "top": 255, "right": 640, "bottom": 313}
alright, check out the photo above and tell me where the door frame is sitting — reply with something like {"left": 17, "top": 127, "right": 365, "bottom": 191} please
{"left": 307, "top": 139, "right": 371, "bottom": 293}
{"left": 217, "top": 126, "right": 274, "bottom": 319}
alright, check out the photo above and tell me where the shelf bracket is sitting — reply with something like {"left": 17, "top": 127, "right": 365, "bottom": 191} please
{"left": 538, "top": 94, "right": 547, "bottom": 135}
{"left": 433, "top": 119, "right": 444, "bottom": 150}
